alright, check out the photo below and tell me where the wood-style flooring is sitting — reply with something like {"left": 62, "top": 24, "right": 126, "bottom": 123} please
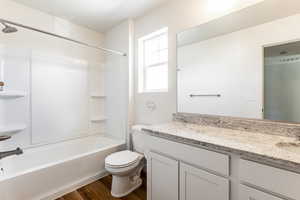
{"left": 56, "top": 175, "right": 146, "bottom": 200}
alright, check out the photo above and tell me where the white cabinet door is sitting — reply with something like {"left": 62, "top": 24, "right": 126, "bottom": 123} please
{"left": 180, "top": 162, "right": 229, "bottom": 200}
{"left": 147, "top": 151, "right": 179, "bottom": 200}
{"left": 240, "top": 185, "right": 284, "bottom": 200}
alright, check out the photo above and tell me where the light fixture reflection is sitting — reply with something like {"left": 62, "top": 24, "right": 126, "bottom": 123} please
{"left": 207, "top": 0, "right": 236, "bottom": 13}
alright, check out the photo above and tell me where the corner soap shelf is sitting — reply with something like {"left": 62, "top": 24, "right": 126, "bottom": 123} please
{"left": 0, "top": 91, "right": 26, "bottom": 99}
{"left": 90, "top": 116, "right": 107, "bottom": 123}
{"left": 90, "top": 93, "right": 106, "bottom": 98}
{"left": 0, "top": 124, "right": 27, "bottom": 136}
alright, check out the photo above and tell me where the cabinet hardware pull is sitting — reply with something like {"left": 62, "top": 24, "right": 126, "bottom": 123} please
{"left": 190, "top": 94, "right": 221, "bottom": 97}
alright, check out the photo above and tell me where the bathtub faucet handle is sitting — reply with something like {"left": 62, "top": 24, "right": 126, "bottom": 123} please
{"left": 0, "top": 147, "right": 23, "bottom": 160}
{"left": 15, "top": 147, "right": 23, "bottom": 155}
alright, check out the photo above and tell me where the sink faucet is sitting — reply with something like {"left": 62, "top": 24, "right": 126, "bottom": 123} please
{"left": 0, "top": 148, "right": 23, "bottom": 160}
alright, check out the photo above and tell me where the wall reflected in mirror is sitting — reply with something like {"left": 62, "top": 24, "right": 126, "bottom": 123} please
{"left": 176, "top": 0, "right": 300, "bottom": 124}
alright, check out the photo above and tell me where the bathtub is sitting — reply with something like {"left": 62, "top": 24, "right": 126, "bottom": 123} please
{"left": 0, "top": 135, "right": 125, "bottom": 200}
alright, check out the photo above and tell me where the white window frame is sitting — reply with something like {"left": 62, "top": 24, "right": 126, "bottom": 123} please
{"left": 138, "top": 27, "right": 168, "bottom": 93}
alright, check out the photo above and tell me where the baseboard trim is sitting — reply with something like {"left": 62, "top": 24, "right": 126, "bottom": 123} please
{"left": 40, "top": 170, "right": 109, "bottom": 200}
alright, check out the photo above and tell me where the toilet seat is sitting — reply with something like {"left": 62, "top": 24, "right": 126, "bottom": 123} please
{"left": 105, "top": 150, "right": 143, "bottom": 169}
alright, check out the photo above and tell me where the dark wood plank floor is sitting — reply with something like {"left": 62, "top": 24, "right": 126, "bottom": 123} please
{"left": 56, "top": 174, "right": 146, "bottom": 200}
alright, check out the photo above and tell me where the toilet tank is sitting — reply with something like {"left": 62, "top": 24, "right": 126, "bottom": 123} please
{"left": 130, "top": 125, "right": 148, "bottom": 154}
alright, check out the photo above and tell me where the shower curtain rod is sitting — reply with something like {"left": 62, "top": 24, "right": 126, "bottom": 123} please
{"left": 0, "top": 18, "right": 127, "bottom": 56}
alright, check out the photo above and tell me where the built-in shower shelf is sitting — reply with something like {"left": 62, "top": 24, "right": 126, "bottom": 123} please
{"left": 0, "top": 124, "right": 26, "bottom": 136}
{"left": 90, "top": 94, "right": 106, "bottom": 98}
{"left": 0, "top": 91, "right": 26, "bottom": 98}
{"left": 90, "top": 117, "right": 107, "bottom": 123}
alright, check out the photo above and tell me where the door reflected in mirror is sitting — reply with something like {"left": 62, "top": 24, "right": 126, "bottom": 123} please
{"left": 264, "top": 41, "right": 300, "bottom": 123}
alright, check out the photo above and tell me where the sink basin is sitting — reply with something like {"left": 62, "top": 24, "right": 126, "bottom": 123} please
{"left": 276, "top": 142, "right": 300, "bottom": 154}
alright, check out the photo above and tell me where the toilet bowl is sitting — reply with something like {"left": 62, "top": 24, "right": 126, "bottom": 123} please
{"left": 105, "top": 150, "right": 144, "bottom": 198}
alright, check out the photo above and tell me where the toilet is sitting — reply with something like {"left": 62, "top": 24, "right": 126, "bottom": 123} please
{"left": 105, "top": 150, "right": 144, "bottom": 198}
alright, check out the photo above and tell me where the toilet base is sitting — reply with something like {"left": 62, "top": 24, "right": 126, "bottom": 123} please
{"left": 111, "top": 175, "right": 142, "bottom": 198}
{"left": 105, "top": 151, "right": 144, "bottom": 198}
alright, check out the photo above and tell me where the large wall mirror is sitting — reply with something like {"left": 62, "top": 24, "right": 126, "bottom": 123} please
{"left": 177, "top": 0, "right": 300, "bottom": 123}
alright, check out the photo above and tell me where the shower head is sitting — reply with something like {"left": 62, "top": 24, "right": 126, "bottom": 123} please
{"left": 1, "top": 22, "right": 18, "bottom": 33}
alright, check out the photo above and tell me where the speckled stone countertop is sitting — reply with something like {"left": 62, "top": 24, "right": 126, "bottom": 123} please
{"left": 134, "top": 122, "right": 300, "bottom": 172}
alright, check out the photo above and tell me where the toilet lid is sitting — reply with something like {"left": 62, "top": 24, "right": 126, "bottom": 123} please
{"left": 105, "top": 150, "right": 142, "bottom": 168}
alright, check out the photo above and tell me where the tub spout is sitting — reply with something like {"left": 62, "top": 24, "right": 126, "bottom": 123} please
{"left": 0, "top": 135, "right": 12, "bottom": 141}
{"left": 0, "top": 147, "right": 23, "bottom": 160}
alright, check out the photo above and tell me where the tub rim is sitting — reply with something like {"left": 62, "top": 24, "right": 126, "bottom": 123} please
{"left": 0, "top": 135, "right": 125, "bottom": 182}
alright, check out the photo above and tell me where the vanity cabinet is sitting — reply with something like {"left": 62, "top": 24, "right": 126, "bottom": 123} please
{"left": 240, "top": 159, "right": 300, "bottom": 200}
{"left": 147, "top": 151, "right": 179, "bottom": 200}
{"left": 142, "top": 133, "right": 230, "bottom": 200}
{"left": 239, "top": 185, "right": 284, "bottom": 200}
{"left": 137, "top": 132, "right": 300, "bottom": 200}
{"left": 146, "top": 151, "right": 229, "bottom": 200}
{"left": 140, "top": 131, "right": 300, "bottom": 200}
{"left": 180, "top": 163, "right": 229, "bottom": 200}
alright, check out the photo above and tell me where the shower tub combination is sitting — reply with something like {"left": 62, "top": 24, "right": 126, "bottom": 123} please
{"left": 0, "top": 135, "right": 125, "bottom": 200}
{"left": 0, "top": 17, "right": 127, "bottom": 200}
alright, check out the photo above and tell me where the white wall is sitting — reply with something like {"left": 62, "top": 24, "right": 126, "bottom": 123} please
{"left": 0, "top": 0, "right": 104, "bottom": 60}
{"left": 133, "top": 0, "right": 264, "bottom": 124}
{"left": 177, "top": 30, "right": 263, "bottom": 119}
{"left": 178, "top": 12, "right": 300, "bottom": 120}
{"left": 0, "top": 0, "right": 104, "bottom": 150}
{"left": 104, "top": 20, "right": 133, "bottom": 141}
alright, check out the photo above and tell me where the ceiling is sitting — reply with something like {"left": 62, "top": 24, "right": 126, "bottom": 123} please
{"left": 12, "top": 0, "right": 172, "bottom": 32}
{"left": 178, "top": 0, "right": 300, "bottom": 47}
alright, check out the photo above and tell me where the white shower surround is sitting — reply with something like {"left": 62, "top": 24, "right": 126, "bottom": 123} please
{"left": 0, "top": 135, "right": 125, "bottom": 200}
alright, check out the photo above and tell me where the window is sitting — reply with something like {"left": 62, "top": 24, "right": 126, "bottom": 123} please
{"left": 138, "top": 27, "right": 168, "bottom": 93}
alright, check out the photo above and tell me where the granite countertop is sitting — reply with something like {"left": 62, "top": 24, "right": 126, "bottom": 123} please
{"left": 134, "top": 122, "right": 300, "bottom": 172}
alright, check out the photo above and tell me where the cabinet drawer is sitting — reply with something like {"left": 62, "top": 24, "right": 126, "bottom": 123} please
{"left": 240, "top": 159, "right": 300, "bottom": 200}
{"left": 240, "top": 185, "right": 284, "bottom": 200}
{"left": 144, "top": 134, "right": 229, "bottom": 176}
{"left": 180, "top": 163, "right": 229, "bottom": 200}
